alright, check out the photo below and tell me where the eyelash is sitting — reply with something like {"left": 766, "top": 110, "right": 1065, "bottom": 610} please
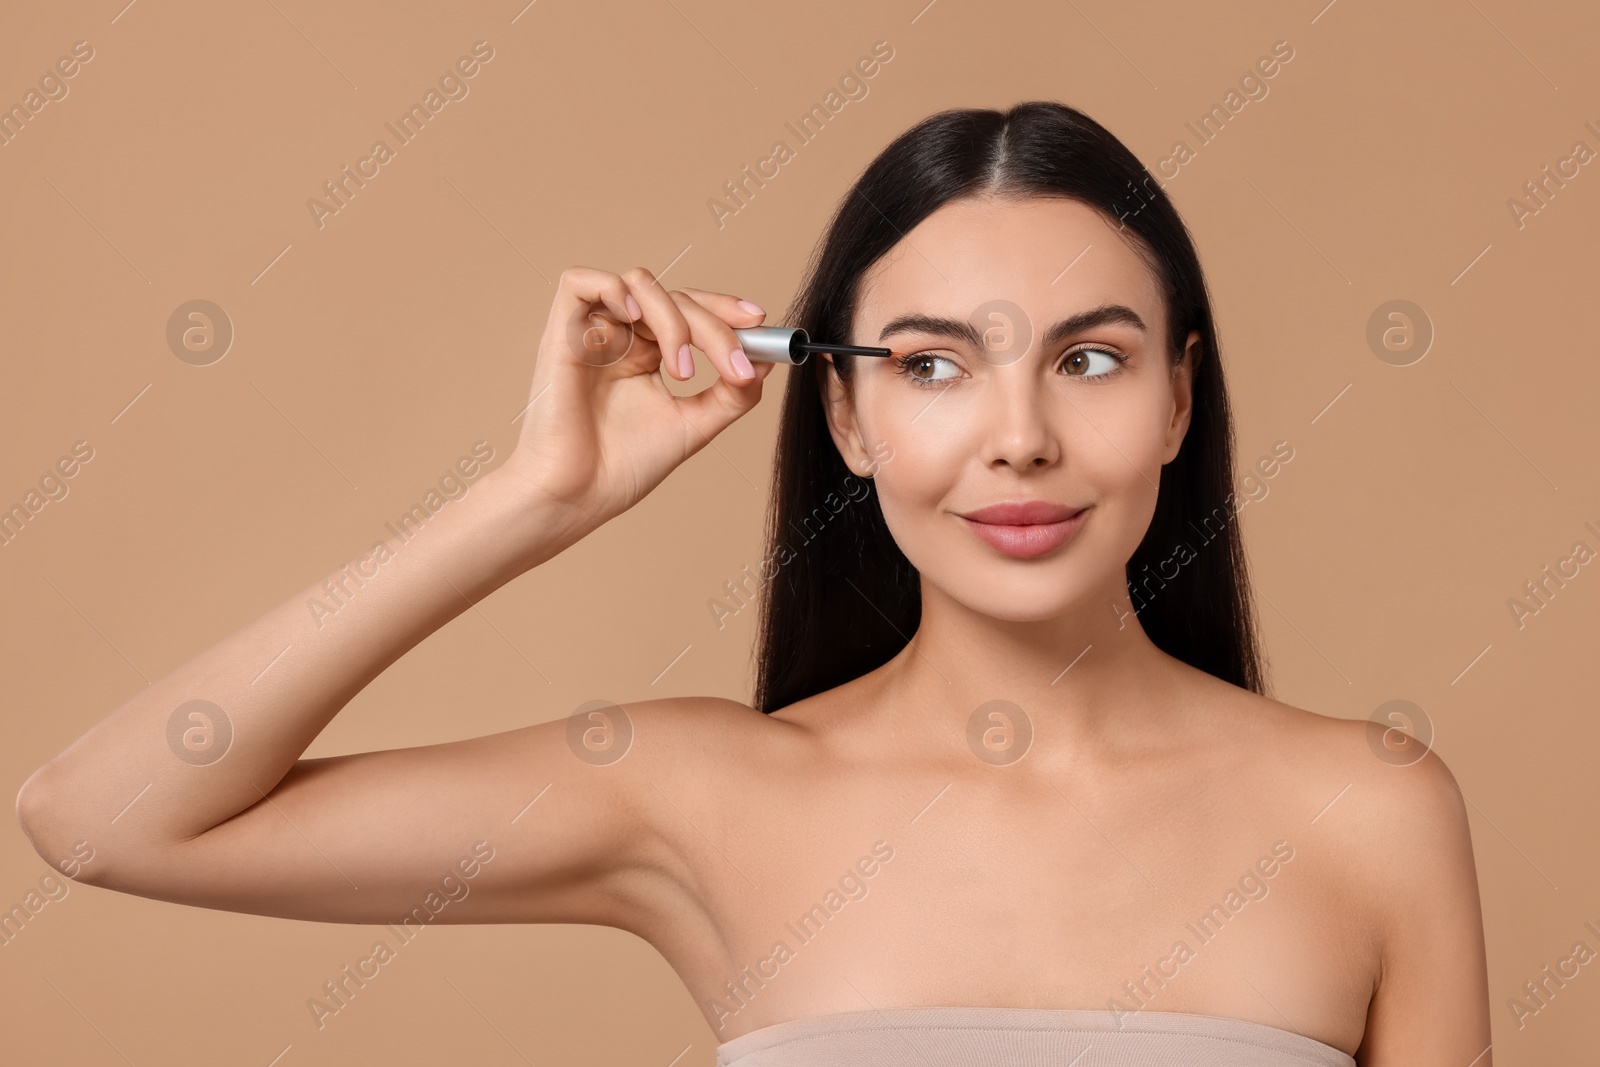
{"left": 890, "top": 345, "right": 1129, "bottom": 388}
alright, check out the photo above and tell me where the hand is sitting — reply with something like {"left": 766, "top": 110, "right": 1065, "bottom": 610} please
{"left": 503, "top": 265, "right": 776, "bottom": 534}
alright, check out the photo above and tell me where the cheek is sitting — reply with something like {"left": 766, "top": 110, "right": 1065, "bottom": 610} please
{"left": 871, "top": 424, "right": 963, "bottom": 522}
{"left": 1024, "top": 377, "right": 1164, "bottom": 499}
{"left": 856, "top": 381, "right": 970, "bottom": 481}
{"left": 1073, "top": 391, "right": 1176, "bottom": 562}
{"left": 1053, "top": 379, "right": 1175, "bottom": 486}
{"left": 1077, "top": 421, "right": 1167, "bottom": 499}
{"left": 863, "top": 402, "right": 972, "bottom": 554}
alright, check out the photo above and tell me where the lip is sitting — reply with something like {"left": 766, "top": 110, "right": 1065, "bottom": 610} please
{"left": 957, "top": 501, "right": 1089, "bottom": 560}
{"left": 960, "top": 500, "right": 1083, "bottom": 525}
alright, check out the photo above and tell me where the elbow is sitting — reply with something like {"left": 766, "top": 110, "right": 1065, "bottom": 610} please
{"left": 15, "top": 765, "right": 105, "bottom": 886}
{"left": 15, "top": 763, "right": 57, "bottom": 851}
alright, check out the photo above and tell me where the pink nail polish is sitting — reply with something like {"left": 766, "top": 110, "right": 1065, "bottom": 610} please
{"left": 737, "top": 299, "right": 765, "bottom": 315}
{"left": 731, "top": 348, "right": 754, "bottom": 380}
{"left": 678, "top": 344, "right": 694, "bottom": 378}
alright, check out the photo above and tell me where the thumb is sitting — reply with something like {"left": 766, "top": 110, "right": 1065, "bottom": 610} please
{"left": 674, "top": 361, "right": 775, "bottom": 442}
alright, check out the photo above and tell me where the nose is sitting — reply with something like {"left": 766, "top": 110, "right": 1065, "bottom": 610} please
{"left": 978, "top": 366, "right": 1060, "bottom": 472}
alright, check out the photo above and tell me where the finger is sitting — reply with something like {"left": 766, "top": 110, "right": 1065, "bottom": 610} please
{"left": 619, "top": 267, "right": 694, "bottom": 380}
{"left": 557, "top": 266, "right": 638, "bottom": 325}
{"left": 668, "top": 290, "right": 759, "bottom": 386}
{"left": 547, "top": 265, "right": 641, "bottom": 364}
{"left": 673, "top": 342, "right": 776, "bottom": 442}
{"left": 671, "top": 287, "right": 768, "bottom": 330}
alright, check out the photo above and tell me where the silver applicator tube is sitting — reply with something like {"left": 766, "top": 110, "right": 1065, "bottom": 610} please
{"left": 733, "top": 326, "right": 893, "bottom": 365}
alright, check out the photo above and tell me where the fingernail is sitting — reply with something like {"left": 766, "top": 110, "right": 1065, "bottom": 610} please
{"left": 737, "top": 299, "right": 765, "bottom": 316}
{"left": 678, "top": 344, "right": 694, "bottom": 378}
{"left": 731, "top": 348, "right": 754, "bottom": 380}
{"left": 625, "top": 294, "right": 642, "bottom": 320}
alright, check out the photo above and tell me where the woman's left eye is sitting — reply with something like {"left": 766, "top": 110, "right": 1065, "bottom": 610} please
{"left": 1062, "top": 346, "right": 1126, "bottom": 379}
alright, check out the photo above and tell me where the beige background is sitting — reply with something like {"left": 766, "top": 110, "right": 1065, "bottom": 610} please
{"left": 2, "top": 0, "right": 1596, "bottom": 1062}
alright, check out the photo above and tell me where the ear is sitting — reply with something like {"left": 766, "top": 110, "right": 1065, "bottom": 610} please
{"left": 1163, "top": 330, "right": 1201, "bottom": 464}
{"left": 818, "top": 355, "right": 874, "bottom": 475}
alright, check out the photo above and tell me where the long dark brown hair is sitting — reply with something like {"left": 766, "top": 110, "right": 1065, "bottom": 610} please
{"left": 751, "top": 101, "right": 1266, "bottom": 714}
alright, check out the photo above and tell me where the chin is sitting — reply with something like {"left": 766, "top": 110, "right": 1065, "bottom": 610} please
{"left": 940, "top": 566, "right": 1102, "bottom": 623}
{"left": 976, "top": 598, "right": 1078, "bottom": 624}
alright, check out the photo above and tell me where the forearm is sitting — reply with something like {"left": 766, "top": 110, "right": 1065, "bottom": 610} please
{"left": 18, "top": 461, "right": 580, "bottom": 858}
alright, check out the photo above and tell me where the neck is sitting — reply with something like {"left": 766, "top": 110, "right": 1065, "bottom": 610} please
{"left": 869, "top": 574, "right": 1182, "bottom": 753}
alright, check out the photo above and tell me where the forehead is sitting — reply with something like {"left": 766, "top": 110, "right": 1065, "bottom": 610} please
{"left": 854, "top": 195, "right": 1164, "bottom": 336}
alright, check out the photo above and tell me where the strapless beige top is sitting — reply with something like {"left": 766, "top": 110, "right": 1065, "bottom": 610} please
{"left": 714, "top": 1006, "right": 1357, "bottom": 1066}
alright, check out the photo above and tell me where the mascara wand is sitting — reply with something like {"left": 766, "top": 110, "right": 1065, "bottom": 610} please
{"left": 733, "top": 326, "right": 891, "bottom": 365}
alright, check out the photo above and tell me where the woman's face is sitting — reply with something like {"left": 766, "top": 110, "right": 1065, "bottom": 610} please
{"left": 824, "top": 194, "right": 1200, "bottom": 622}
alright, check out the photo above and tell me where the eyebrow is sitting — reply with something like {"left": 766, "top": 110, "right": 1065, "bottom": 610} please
{"left": 877, "top": 303, "right": 1147, "bottom": 351}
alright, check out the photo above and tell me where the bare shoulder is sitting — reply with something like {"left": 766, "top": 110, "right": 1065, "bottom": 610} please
{"left": 615, "top": 693, "right": 796, "bottom": 760}
{"left": 1197, "top": 678, "right": 1468, "bottom": 841}
{"left": 1251, "top": 690, "right": 1467, "bottom": 854}
{"left": 598, "top": 693, "right": 804, "bottom": 814}
{"left": 1179, "top": 673, "right": 1476, "bottom": 912}
{"left": 1206, "top": 681, "right": 1481, "bottom": 962}
{"left": 1198, "top": 680, "right": 1490, "bottom": 1055}
{"left": 1284, "top": 696, "right": 1476, "bottom": 919}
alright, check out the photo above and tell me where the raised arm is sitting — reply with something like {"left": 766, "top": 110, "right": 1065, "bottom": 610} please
{"left": 14, "top": 266, "right": 775, "bottom": 929}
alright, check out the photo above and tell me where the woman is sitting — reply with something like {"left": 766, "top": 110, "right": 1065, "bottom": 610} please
{"left": 16, "top": 102, "right": 1490, "bottom": 1065}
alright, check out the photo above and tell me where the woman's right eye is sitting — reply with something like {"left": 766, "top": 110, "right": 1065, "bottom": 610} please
{"left": 892, "top": 351, "right": 962, "bottom": 388}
